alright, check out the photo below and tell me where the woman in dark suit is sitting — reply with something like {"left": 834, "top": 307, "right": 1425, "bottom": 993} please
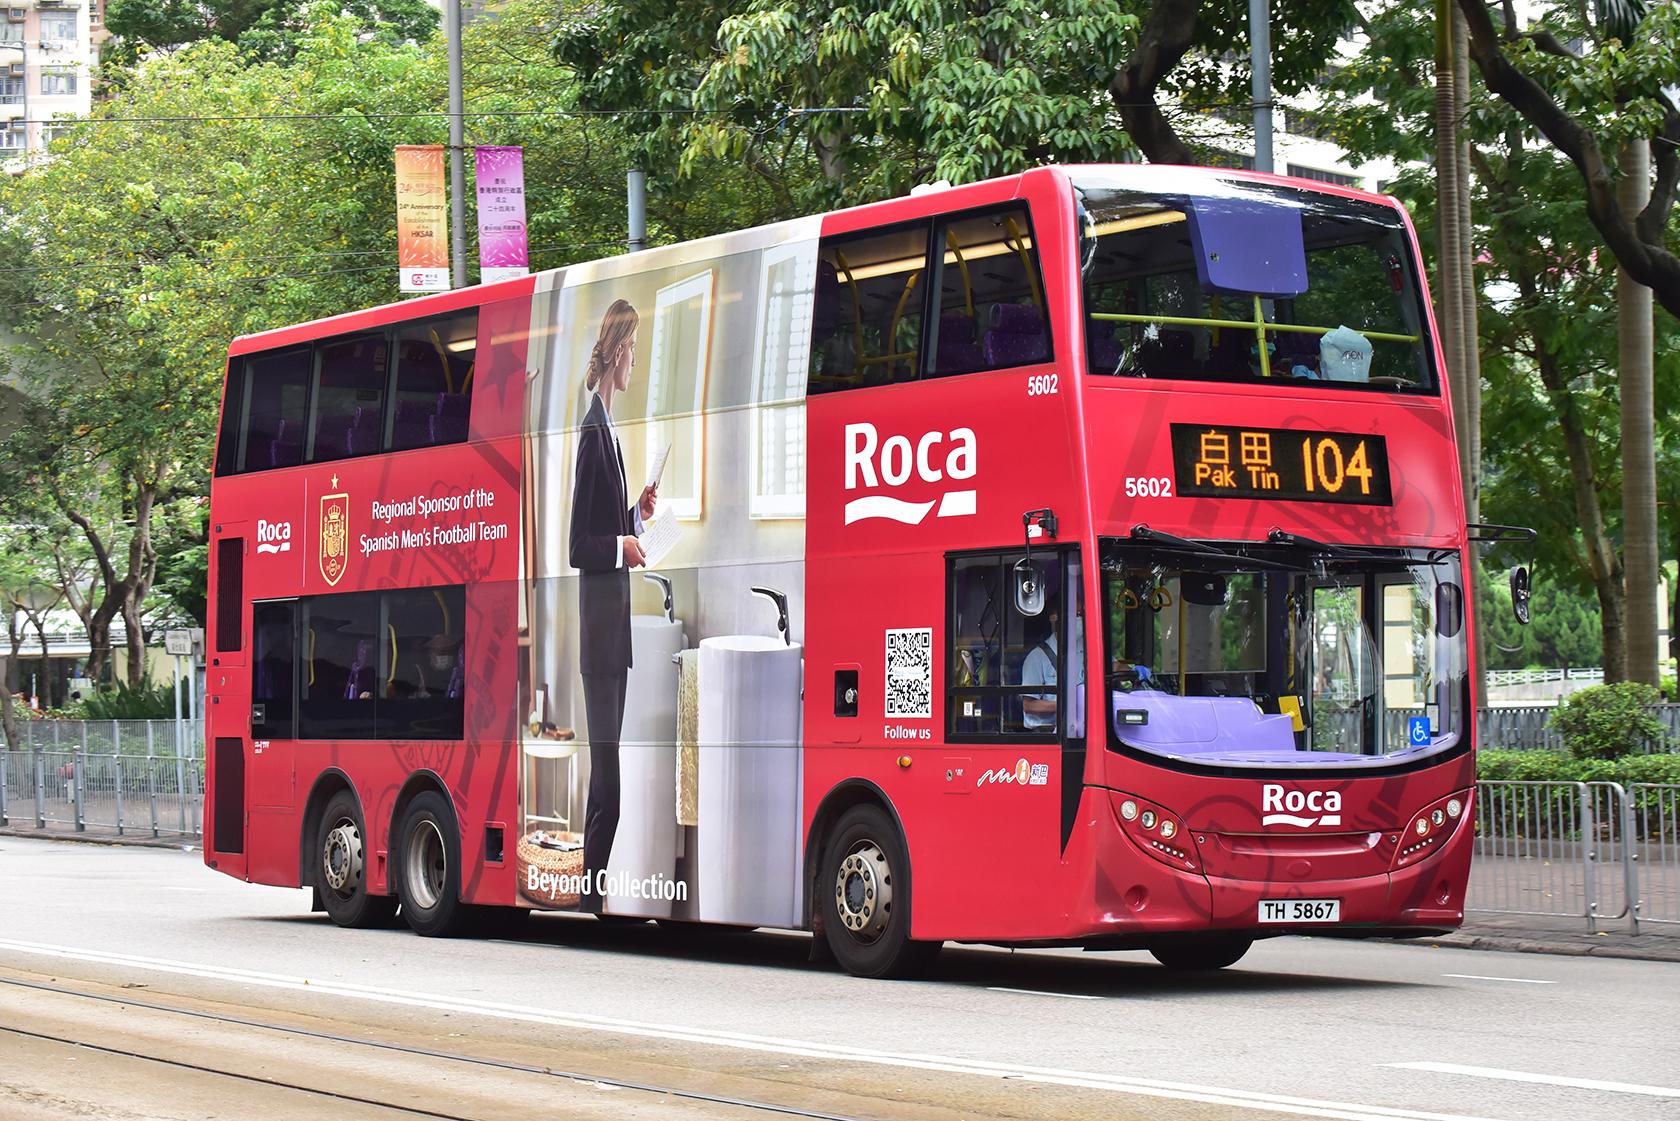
{"left": 569, "top": 298, "right": 658, "bottom": 911}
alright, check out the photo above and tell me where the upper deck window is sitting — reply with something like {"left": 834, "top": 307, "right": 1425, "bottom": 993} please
{"left": 807, "top": 204, "right": 1051, "bottom": 395}
{"left": 216, "top": 310, "right": 478, "bottom": 476}
{"left": 1075, "top": 174, "right": 1436, "bottom": 393}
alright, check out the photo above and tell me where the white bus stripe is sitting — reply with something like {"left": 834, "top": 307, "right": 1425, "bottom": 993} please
{"left": 1440, "top": 974, "right": 1556, "bottom": 985}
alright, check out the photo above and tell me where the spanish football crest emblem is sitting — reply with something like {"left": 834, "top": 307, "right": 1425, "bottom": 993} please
{"left": 319, "top": 478, "right": 349, "bottom": 586}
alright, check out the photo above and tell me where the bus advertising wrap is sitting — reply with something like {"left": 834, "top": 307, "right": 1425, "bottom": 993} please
{"left": 519, "top": 219, "right": 821, "bottom": 923}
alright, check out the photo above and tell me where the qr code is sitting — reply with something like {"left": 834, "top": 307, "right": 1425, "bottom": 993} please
{"left": 885, "top": 628, "right": 933, "bottom": 718}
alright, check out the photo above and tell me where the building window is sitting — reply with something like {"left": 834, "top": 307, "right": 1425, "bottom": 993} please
{"left": 1206, "top": 150, "right": 1256, "bottom": 171}
{"left": 0, "top": 124, "right": 23, "bottom": 152}
{"left": 643, "top": 269, "right": 713, "bottom": 520}
{"left": 1286, "top": 163, "right": 1362, "bottom": 188}
{"left": 39, "top": 68, "right": 76, "bottom": 96}
{"left": 752, "top": 241, "right": 816, "bottom": 518}
{"left": 39, "top": 12, "right": 76, "bottom": 42}
{"left": 0, "top": 75, "right": 22, "bottom": 104}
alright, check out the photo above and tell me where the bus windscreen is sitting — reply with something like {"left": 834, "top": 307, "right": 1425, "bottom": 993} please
{"left": 1074, "top": 171, "right": 1437, "bottom": 392}
{"left": 1102, "top": 542, "right": 1466, "bottom": 770}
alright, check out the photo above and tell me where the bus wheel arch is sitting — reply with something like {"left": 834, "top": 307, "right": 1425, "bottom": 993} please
{"left": 806, "top": 782, "right": 940, "bottom": 978}
{"left": 304, "top": 772, "right": 397, "bottom": 929}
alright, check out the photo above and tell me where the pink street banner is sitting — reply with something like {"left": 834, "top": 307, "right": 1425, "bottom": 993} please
{"left": 395, "top": 145, "right": 451, "bottom": 292}
{"left": 476, "top": 146, "right": 530, "bottom": 284}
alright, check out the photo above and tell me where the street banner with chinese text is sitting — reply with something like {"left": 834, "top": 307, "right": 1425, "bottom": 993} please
{"left": 475, "top": 146, "right": 530, "bottom": 284}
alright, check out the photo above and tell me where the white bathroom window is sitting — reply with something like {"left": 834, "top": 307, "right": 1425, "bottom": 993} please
{"left": 750, "top": 242, "right": 816, "bottom": 519}
{"left": 643, "top": 270, "right": 713, "bottom": 520}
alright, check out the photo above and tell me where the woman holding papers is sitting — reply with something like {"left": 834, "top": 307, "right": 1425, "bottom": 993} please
{"left": 569, "top": 298, "right": 658, "bottom": 911}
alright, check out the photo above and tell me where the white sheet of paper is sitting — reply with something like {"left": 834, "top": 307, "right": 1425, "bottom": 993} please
{"left": 639, "top": 508, "right": 681, "bottom": 569}
{"left": 647, "top": 442, "right": 672, "bottom": 490}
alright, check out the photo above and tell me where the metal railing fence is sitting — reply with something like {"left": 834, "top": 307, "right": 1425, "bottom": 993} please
{"left": 1380, "top": 706, "right": 1680, "bottom": 752}
{"left": 11, "top": 719, "right": 204, "bottom": 759}
{"left": 0, "top": 747, "right": 202, "bottom": 839}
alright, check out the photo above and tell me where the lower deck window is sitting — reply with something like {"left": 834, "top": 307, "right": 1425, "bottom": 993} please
{"left": 251, "top": 585, "right": 466, "bottom": 741}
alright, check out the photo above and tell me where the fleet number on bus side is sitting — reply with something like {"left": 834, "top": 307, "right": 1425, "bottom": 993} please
{"left": 1123, "top": 477, "right": 1174, "bottom": 498}
{"left": 1027, "top": 373, "right": 1059, "bottom": 396}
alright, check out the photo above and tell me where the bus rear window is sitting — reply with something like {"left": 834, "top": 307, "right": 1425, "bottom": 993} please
{"left": 1075, "top": 173, "right": 1436, "bottom": 392}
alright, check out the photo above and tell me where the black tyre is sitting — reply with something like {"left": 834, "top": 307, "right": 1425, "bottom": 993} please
{"left": 394, "top": 791, "right": 471, "bottom": 937}
{"left": 819, "top": 803, "right": 940, "bottom": 979}
{"left": 315, "top": 790, "right": 398, "bottom": 928}
{"left": 1149, "top": 935, "right": 1253, "bottom": 971}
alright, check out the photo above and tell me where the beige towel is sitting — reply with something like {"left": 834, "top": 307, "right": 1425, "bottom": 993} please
{"left": 676, "top": 648, "right": 700, "bottom": 826}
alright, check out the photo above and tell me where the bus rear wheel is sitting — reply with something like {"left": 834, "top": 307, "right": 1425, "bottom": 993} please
{"left": 819, "top": 804, "right": 940, "bottom": 979}
{"left": 316, "top": 790, "right": 397, "bottom": 928}
{"left": 395, "top": 791, "right": 470, "bottom": 937}
{"left": 1149, "top": 935, "right": 1253, "bottom": 971}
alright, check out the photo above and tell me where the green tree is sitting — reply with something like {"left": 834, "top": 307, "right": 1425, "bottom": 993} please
{"left": 104, "top": 0, "right": 439, "bottom": 62}
{"left": 553, "top": 0, "right": 1360, "bottom": 208}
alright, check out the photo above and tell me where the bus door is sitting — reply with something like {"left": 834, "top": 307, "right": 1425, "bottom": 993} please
{"left": 206, "top": 523, "right": 249, "bottom": 878}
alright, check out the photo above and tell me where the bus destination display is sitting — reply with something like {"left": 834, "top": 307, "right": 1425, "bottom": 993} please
{"left": 1169, "top": 424, "right": 1393, "bottom": 505}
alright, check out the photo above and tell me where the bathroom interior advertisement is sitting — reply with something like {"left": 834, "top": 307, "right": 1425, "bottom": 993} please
{"left": 518, "top": 220, "right": 820, "bottom": 925}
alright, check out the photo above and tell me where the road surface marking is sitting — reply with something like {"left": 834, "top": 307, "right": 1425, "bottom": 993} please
{"left": 0, "top": 938, "right": 1520, "bottom": 1121}
{"left": 1439, "top": 974, "right": 1556, "bottom": 985}
{"left": 986, "top": 986, "right": 1100, "bottom": 1000}
{"left": 1391, "top": 1062, "right": 1679, "bottom": 1098}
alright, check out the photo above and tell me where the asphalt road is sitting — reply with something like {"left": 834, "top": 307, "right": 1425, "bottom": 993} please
{"left": 1, "top": 835, "right": 1675, "bottom": 1121}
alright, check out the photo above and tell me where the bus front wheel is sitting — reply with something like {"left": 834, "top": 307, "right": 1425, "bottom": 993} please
{"left": 819, "top": 804, "right": 940, "bottom": 979}
{"left": 315, "top": 790, "right": 398, "bottom": 928}
{"left": 1149, "top": 935, "right": 1253, "bottom": 971}
{"left": 395, "top": 791, "right": 470, "bottom": 937}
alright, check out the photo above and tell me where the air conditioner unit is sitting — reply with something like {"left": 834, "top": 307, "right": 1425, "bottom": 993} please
{"left": 6, "top": 63, "right": 22, "bottom": 77}
{"left": 5, "top": 7, "right": 25, "bottom": 16}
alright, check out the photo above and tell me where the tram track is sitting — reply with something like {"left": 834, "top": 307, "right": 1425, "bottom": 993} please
{"left": 0, "top": 975, "right": 882, "bottom": 1121}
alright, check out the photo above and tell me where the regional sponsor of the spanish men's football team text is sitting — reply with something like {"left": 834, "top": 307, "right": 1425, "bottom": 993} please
{"left": 361, "top": 487, "right": 511, "bottom": 557}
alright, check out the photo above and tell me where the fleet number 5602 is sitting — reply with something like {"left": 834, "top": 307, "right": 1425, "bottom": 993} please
{"left": 1027, "top": 374, "right": 1059, "bottom": 396}
{"left": 1124, "top": 476, "right": 1174, "bottom": 498}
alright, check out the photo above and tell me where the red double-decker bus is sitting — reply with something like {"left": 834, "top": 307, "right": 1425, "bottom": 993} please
{"left": 205, "top": 165, "right": 1485, "bottom": 977}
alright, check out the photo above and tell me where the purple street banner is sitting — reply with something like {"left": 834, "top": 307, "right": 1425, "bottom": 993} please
{"left": 476, "top": 146, "right": 530, "bottom": 284}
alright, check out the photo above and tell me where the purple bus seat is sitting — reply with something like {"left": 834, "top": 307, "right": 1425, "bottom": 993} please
{"left": 264, "top": 418, "right": 302, "bottom": 468}
{"left": 429, "top": 412, "right": 468, "bottom": 444}
{"left": 344, "top": 640, "right": 375, "bottom": 701}
{"left": 982, "top": 302, "right": 1048, "bottom": 368}
{"left": 435, "top": 392, "right": 469, "bottom": 418}
{"left": 344, "top": 407, "right": 382, "bottom": 456}
{"left": 1111, "top": 692, "right": 1297, "bottom": 760}
{"left": 1087, "top": 321, "right": 1126, "bottom": 372}
{"left": 392, "top": 398, "right": 431, "bottom": 448}
{"left": 934, "top": 312, "right": 983, "bottom": 372}
{"left": 311, "top": 412, "right": 357, "bottom": 460}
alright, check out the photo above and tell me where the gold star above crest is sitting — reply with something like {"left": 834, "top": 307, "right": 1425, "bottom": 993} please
{"left": 330, "top": 475, "right": 339, "bottom": 489}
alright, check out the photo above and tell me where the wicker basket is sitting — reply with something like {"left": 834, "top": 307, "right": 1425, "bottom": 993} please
{"left": 516, "top": 831, "right": 585, "bottom": 908}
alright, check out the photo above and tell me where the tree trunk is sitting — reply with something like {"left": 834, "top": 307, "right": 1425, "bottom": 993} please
{"left": 0, "top": 654, "right": 16, "bottom": 750}
{"left": 1545, "top": 364, "right": 1626, "bottom": 680}
{"left": 122, "top": 599, "right": 147, "bottom": 686}
{"left": 1434, "top": 0, "right": 1467, "bottom": 490}
{"left": 33, "top": 618, "right": 51, "bottom": 710}
{"left": 1618, "top": 139, "right": 1659, "bottom": 686}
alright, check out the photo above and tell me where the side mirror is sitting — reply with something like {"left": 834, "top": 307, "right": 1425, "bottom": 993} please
{"left": 1014, "top": 559, "right": 1045, "bottom": 617}
{"left": 1510, "top": 566, "right": 1532, "bottom": 625}
{"left": 1435, "top": 581, "right": 1464, "bottom": 637}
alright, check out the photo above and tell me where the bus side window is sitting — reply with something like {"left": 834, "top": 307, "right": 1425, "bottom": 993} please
{"left": 948, "top": 551, "right": 1062, "bottom": 740}
{"left": 310, "top": 334, "right": 389, "bottom": 464}
{"left": 391, "top": 313, "right": 476, "bottom": 451}
{"left": 808, "top": 222, "right": 931, "bottom": 394}
{"left": 928, "top": 205, "right": 1050, "bottom": 377}
{"left": 231, "top": 347, "right": 311, "bottom": 473}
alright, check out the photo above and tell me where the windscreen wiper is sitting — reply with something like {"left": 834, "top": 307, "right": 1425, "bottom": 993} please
{"left": 1127, "top": 525, "right": 1295, "bottom": 571}
{"left": 1267, "top": 529, "right": 1449, "bottom": 566}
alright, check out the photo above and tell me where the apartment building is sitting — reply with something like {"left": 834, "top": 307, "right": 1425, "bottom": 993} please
{"left": 1, "top": 0, "right": 103, "bottom": 166}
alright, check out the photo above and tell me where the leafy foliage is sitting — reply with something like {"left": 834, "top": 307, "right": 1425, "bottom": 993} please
{"left": 1551, "top": 682, "right": 1667, "bottom": 760}
{"left": 74, "top": 679, "right": 180, "bottom": 720}
{"left": 105, "top": 0, "right": 439, "bottom": 62}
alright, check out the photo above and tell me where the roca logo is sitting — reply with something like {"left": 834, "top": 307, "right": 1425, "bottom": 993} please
{"left": 256, "top": 518, "right": 293, "bottom": 555}
{"left": 843, "top": 422, "right": 978, "bottom": 526}
{"left": 1261, "top": 784, "right": 1343, "bottom": 827}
